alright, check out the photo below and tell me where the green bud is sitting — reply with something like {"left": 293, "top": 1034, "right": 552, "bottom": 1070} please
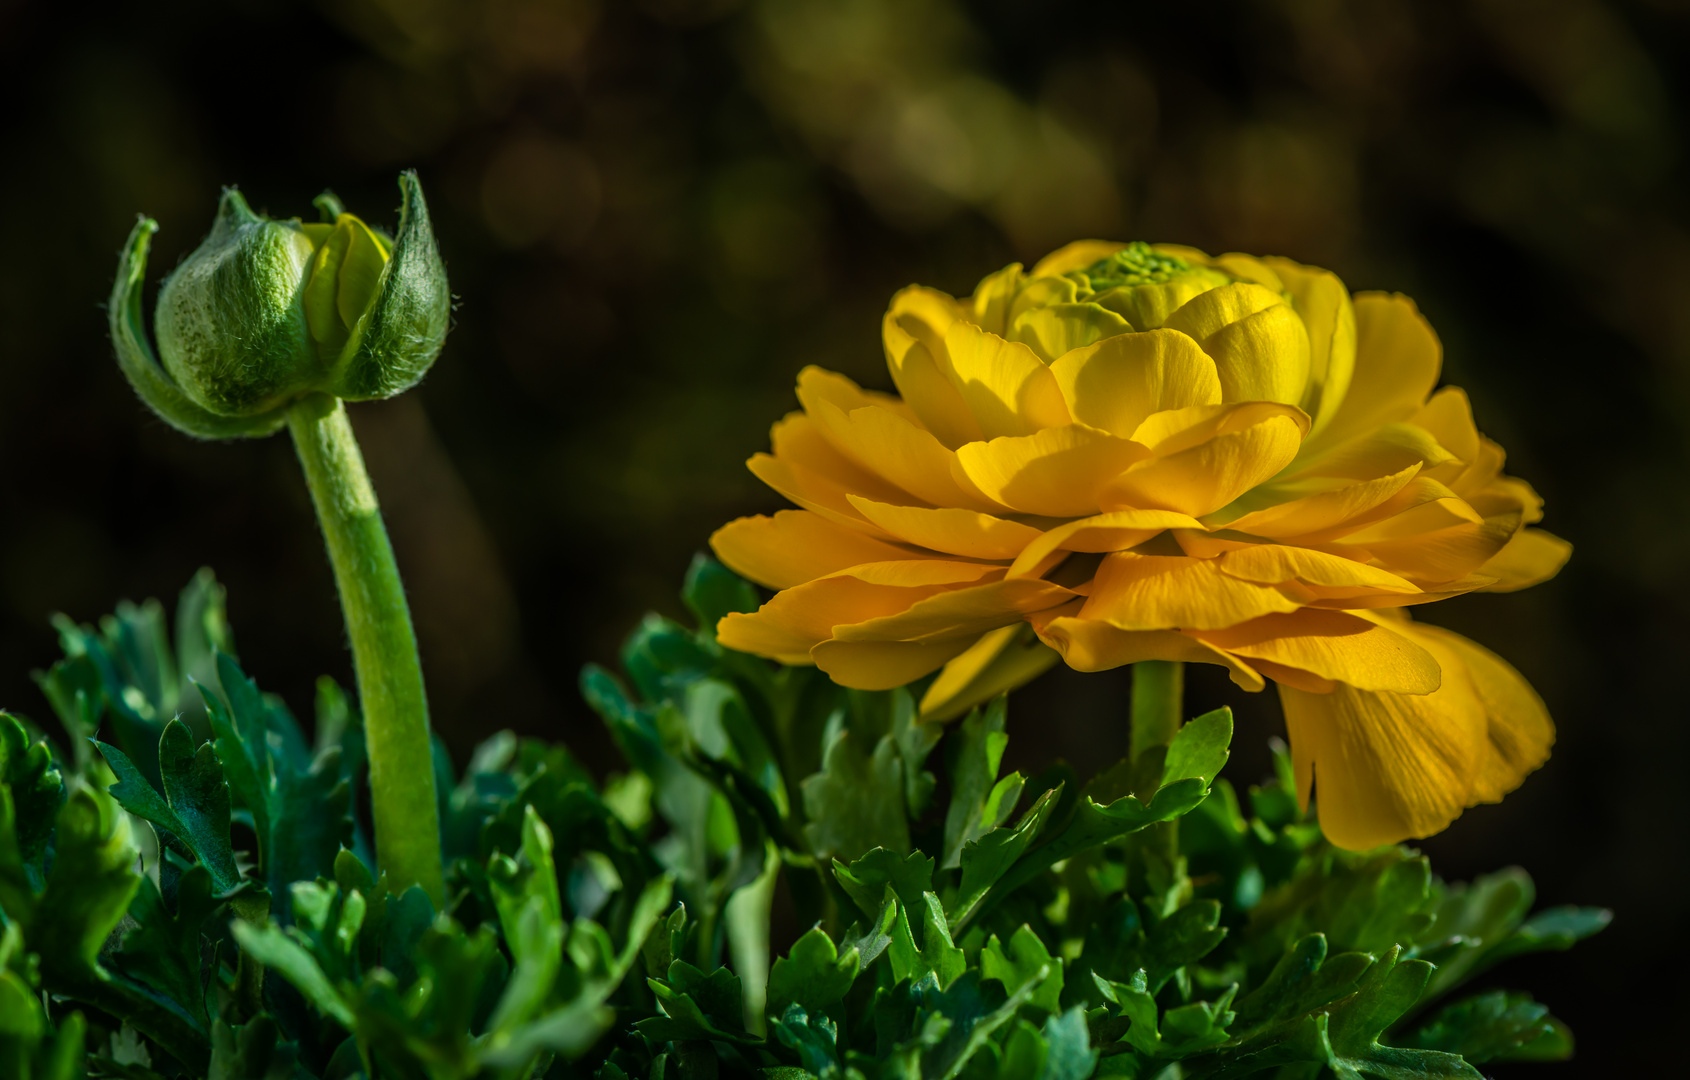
{"left": 1075, "top": 241, "right": 1232, "bottom": 332}
{"left": 110, "top": 171, "right": 449, "bottom": 439}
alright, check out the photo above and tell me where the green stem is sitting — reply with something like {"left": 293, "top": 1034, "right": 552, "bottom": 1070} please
{"left": 1130, "top": 660, "right": 1185, "bottom": 764}
{"left": 286, "top": 394, "right": 443, "bottom": 905}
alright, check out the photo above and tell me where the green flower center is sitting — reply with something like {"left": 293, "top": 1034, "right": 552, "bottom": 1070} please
{"left": 1080, "top": 242, "right": 1192, "bottom": 290}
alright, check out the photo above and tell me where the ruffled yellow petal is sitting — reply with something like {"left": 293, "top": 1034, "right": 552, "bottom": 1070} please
{"left": 941, "top": 321, "right": 1072, "bottom": 438}
{"left": 770, "top": 411, "right": 920, "bottom": 506}
{"left": 1049, "top": 329, "right": 1222, "bottom": 439}
{"left": 1300, "top": 292, "right": 1441, "bottom": 458}
{"left": 919, "top": 623, "right": 1060, "bottom": 723}
{"left": 1030, "top": 239, "right": 1127, "bottom": 277}
{"left": 847, "top": 496, "right": 1043, "bottom": 560}
{"left": 798, "top": 367, "right": 1001, "bottom": 512}
{"left": 1213, "top": 464, "right": 1423, "bottom": 539}
{"left": 812, "top": 639, "right": 976, "bottom": 690}
{"left": 1080, "top": 553, "right": 1303, "bottom": 630}
{"left": 1163, "top": 283, "right": 1310, "bottom": 405}
{"left": 1102, "top": 410, "right": 1306, "bottom": 517}
{"left": 1263, "top": 256, "right": 1356, "bottom": 439}
{"left": 1193, "top": 609, "right": 1440, "bottom": 694}
{"left": 1006, "top": 508, "right": 1204, "bottom": 578}
{"left": 715, "top": 561, "right": 999, "bottom": 659}
{"left": 956, "top": 424, "right": 1151, "bottom": 518}
{"left": 710, "top": 510, "right": 935, "bottom": 590}
{"left": 830, "top": 577, "right": 1075, "bottom": 645}
{"left": 1279, "top": 618, "right": 1551, "bottom": 849}
{"left": 1029, "top": 604, "right": 1267, "bottom": 690}
{"left": 747, "top": 453, "right": 898, "bottom": 540}
{"left": 1338, "top": 509, "right": 1520, "bottom": 585}
{"left": 1409, "top": 386, "right": 1480, "bottom": 466}
{"left": 1290, "top": 422, "right": 1457, "bottom": 483}
{"left": 1474, "top": 527, "right": 1572, "bottom": 593}
{"left": 883, "top": 287, "right": 983, "bottom": 448}
{"left": 969, "top": 263, "right": 1024, "bottom": 337}
{"left": 1212, "top": 543, "right": 1421, "bottom": 601}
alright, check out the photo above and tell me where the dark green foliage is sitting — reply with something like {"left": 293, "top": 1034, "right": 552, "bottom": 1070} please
{"left": 0, "top": 562, "right": 1605, "bottom": 1078}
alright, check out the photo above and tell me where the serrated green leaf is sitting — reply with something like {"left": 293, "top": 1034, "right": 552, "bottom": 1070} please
{"left": 890, "top": 689, "right": 941, "bottom": 819}
{"left": 834, "top": 848, "right": 935, "bottom": 921}
{"left": 1402, "top": 990, "right": 1564, "bottom": 1064}
{"left": 889, "top": 892, "right": 966, "bottom": 990}
{"left": 951, "top": 784, "right": 1063, "bottom": 929}
{"left": 154, "top": 720, "right": 242, "bottom": 895}
{"left": 981, "top": 926, "right": 1062, "bottom": 1015}
{"left": 110, "top": 864, "right": 222, "bottom": 1031}
{"left": 942, "top": 699, "right": 1014, "bottom": 870}
{"left": 231, "top": 922, "right": 353, "bottom": 1026}
{"left": 1322, "top": 948, "right": 1480, "bottom": 1079}
{"left": 802, "top": 731, "right": 908, "bottom": 863}
{"left": 769, "top": 1002, "right": 841, "bottom": 1077}
{"left": 207, "top": 1017, "right": 298, "bottom": 1080}
{"left": 768, "top": 927, "right": 860, "bottom": 1019}
{"left": 0, "top": 713, "right": 64, "bottom": 895}
{"left": 1040, "top": 1006, "right": 1098, "bottom": 1080}
{"left": 34, "top": 787, "right": 141, "bottom": 975}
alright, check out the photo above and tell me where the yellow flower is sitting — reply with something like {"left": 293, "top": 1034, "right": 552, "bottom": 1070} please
{"left": 711, "top": 241, "right": 1569, "bottom": 850}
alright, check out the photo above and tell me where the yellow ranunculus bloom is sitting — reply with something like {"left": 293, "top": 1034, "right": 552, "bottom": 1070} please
{"left": 711, "top": 241, "right": 1569, "bottom": 850}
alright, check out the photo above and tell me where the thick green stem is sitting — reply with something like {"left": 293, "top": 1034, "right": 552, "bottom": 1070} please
{"left": 286, "top": 395, "right": 443, "bottom": 905}
{"left": 1130, "top": 660, "right": 1185, "bottom": 764}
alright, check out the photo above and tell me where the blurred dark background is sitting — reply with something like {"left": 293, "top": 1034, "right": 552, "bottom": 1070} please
{"left": 0, "top": 0, "right": 1683, "bottom": 1070}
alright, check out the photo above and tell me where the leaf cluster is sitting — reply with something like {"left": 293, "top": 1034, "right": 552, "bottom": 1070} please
{"left": 0, "top": 561, "right": 1608, "bottom": 1079}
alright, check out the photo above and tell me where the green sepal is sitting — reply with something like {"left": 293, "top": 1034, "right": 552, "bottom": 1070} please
{"left": 108, "top": 215, "right": 287, "bottom": 440}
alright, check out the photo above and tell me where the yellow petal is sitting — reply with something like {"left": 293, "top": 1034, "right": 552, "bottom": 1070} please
{"left": 1279, "top": 618, "right": 1551, "bottom": 849}
{"left": 1214, "top": 543, "right": 1421, "bottom": 599}
{"left": 1193, "top": 609, "right": 1441, "bottom": 694}
{"left": 1130, "top": 400, "right": 1309, "bottom": 456}
{"left": 1030, "top": 605, "right": 1267, "bottom": 690}
{"left": 848, "top": 496, "right": 1043, "bottom": 560}
{"left": 710, "top": 510, "right": 937, "bottom": 590}
{"left": 1006, "top": 508, "right": 1205, "bottom": 578}
{"left": 1289, "top": 422, "right": 1457, "bottom": 482}
{"left": 1397, "top": 621, "right": 1554, "bottom": 803}
{"left": 941, "top": 321, "right": 1072, "bottom": 438}
{"left": 831, "top": 576, "right": 1074, "bottom": 646}
{"left": 1337, "top": 510, "right": 1519, "bottom": 585}
{"left": 1031, "top": 239, "right": 1128, "bottom": 278}
{"left": 1474, "top": 527, "right": 1572, "bottom": 593}
{"left": 798, "top": 368, "right": 1000, "bottom": 512}
{"left": 770, "top": 411, "right": 919, "bottom": 506}
{"left": 1409, "top": 386, "right": 1480, "bottom": 465}
{"left": 1103, "top": 412, "right": 1305, "bottom": 518}
{"left": 1263, "top": 257, "right": 1356, "bottom": 440}
{"left": 1049, "top": 329, "right": 1222, "bottom": 439}
{"left": 748, "top": 453, "right": 899, "bottom": 540}
{"left": 1299, "top": 292, "right": 1441, "bottom": 459}
{"left": 1214, "top": 464, "right": 1422, "bottom": 539}
{"left": 919, "top": 623, "right": 1060, "bottom": 723}
{"left": 1162, "top": 281, "right": 1283, "bottom": 342}
{"left": 883, "top": 287, "right": 983, "bottom": 448}
{"left": 956, "top": 424, "right": 1151, "bottom": 518}
{"left": 1194, "top": 303, "right": 1312, "bottom": 406}
{"left": 811, "top": 638, "right": 976, "bottom": 690}
{"left": 1080, "top": 553, "right": 1304, "bottom": 630}
{"left": 716, "top": 573, "right": 959, "bottom": 660}
{"left": 1009, "top": 302, "right": 1131, "bottom": 363}
{"left": 969, "top": 262, "right": 1024, "bottom": 337}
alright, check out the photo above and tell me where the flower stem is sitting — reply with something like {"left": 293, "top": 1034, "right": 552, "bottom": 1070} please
{"left": 1130, "top": 659, "right": 1185, "bottom": 764}
{"left": 286, "top": 394, "right": 443, "bottom": 905}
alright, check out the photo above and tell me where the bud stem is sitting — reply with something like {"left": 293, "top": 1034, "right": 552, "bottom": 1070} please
{"left": 1130, "top": 659, "right": 1185, "bottom": 763}
{"left": 286, "top": 394, "right": 444, "bottom": 905}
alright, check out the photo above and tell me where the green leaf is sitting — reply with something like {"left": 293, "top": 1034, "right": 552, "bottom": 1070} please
{"left": 230, "top": 922, "right": 353, "bottom": 1026}
{"left": 942, "top": 699, "right": 1018, "bottom": 870}
{"left": 951, "top": 784, "right": 1064, "bottom": 928}
{"left": 32, "top": 654, "right": 103, "bottom": 773}
{"left": 768, "top": 927, "right": 861, "bottom": 1019}
{"left": 1322, "top": 947, "right": 1480, "bottom": 1079}
{"left": 682, "top": 554, "right": 760, "bottom": 631}
{"left": 207, "top": 1017, "right": 299, "bottom": 1080}
{"left": 801, "top": 731, "right": 909, "bottom": 863}
{"left": 1230, "top": 934, "right": 1372, "bottom": 1038}
{"left": 980, "top": 926, "right": 1062, "bottom": 1015}
{"left": 769, "top": 1002, "right": 842, "bottom": 1077}
{"left": 0, "top": 713, "right": 64, "bottom": 893}
{"left": 1161, "top": 708, "right": 1232, "bottom": 787}
{"left": 154, "top": 719, "right": 243, "bottom": 895}
{"left": 1040, "top": 1007, "right": 1098, "bottom": 1080}
{"left": 33, "top": 787, "right": 142, "bottom": 975}
{"left": 110, "top": 864, "right": 223, "bottom": 1031}
{"left": 890, "top": 688, "right": 941, "bottom": 819}
{"left": 1401, "top": 990, "right": 1566, "bottom": 1064}
{"left": 888, "top": 892, "right": 966, "bottom": 990}
{"left": 834, "top": 848, "right": 935, "bottom": 921}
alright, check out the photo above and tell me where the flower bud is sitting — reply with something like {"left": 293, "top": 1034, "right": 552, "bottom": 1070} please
{"left": 110, "top": 172, "right": 449, "bottom": 438}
